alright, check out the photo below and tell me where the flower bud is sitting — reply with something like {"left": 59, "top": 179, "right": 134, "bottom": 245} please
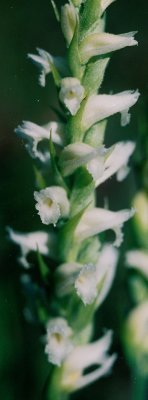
{"left": 34, "top": 186, "right": 70, "bottom": 225}
{"left": 61, "top": 2, "right": 77, "bottom": 46}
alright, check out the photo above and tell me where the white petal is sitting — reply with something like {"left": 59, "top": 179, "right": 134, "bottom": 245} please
{"left": 100, "top": 0, "right": 116, "bottom": 14}
{"left": 59, "top": 142, "right": 105, "bottom": 177}
{"left": 75, "top": 264, "right": 97, "bottom": 305}
{"left": 7, "top": 227, "right": 49, "bottom": 268}
{"left": 64, "top": 330, "right": 113, "bottom": 371}
{"left": 82, "top": 91, "right": 140, "bottom": 132}
{"left": 61, "top": 2, "right": 77, "bottom": 45}
{"left": 15, "top": 121, "right": 64, "bottom": 161}
{"left": 95, "top": 245, "right": 118, "bottom": 306}
{"left": 34, "top": 186, "right": 70, "bottom": 225}
{"left": 56, "top": 262, "right": 82, "bottom": 297}
{"left": 79, "top": 31, "right": 138, "bottom": 64}
{"left": 75, "top": 207, "right": 135, "bottom": 242}
{"left": 74, "top": 354, "right": 116, "bottom": 391}
{"left": 95, "top": 141, "right": 135, "bottom": 187}
{"left": 45, "top": 318, "right": 73, "bottom": 366}
{"left": 59, "top": 78, "right": 85, "bottom": 115}
{"left": 126, "top": 250, "right": 148, "bottom": 279}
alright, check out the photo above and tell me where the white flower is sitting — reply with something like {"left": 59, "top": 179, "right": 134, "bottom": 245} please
{"left": 124, "top": 302, "right": 148, "bottom": 375}
{"left": 79, "top": 31, "right": 138, "bottom": 64}
{"left": 28, "top": 48, "right": 66, "bottom": 86}
{"left": 34, "top": 186, "right": 70, "bottom": 225}
{"left": 126, "top": 250, "right": 148, "bottom": 279}
{"left": 75, "top": 207, "right": 135, "bottom": 245}
{"left": 59, "top": 142, "right": 105, "bottom": 178}
{"left": 45, "top": 318, "right": 73, "bottom": 366}
{"left": 59, "top": 78, "right": 85, "bottom": 115}
{"left": 61, "top": 330, "right": 116, "bottom": 392}
{"left": 100, "top": 0, "right": 116, "bottom": 15}
{"left": 15, "top": 121, "right": 64, "bottom": 161}
{"left": 61, "top": 2, "right": 77, "bottom": 46}
{"left": 81, "top": 90, "right": 140, "bottom": 132}
{"left": 95, "top": 141, "right": 135, "bottom": 187}
{"left": 7, "top": 227, "right": 49, "bottom": 268}
{"left": 75, "top": 264, "right": 98, "bottom": 305}
{"left": 56, "top": 246, "right": 118, "bottom": 306}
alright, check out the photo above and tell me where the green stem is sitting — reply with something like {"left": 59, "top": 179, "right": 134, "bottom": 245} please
{"left": 132, "top": 370, "right": 147, "bottom": 400}
{"left": 41, "top": 370, "right": 70, "bottom": 400}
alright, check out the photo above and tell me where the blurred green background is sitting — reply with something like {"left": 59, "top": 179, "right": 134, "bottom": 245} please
{"left": 0, "top": 0, "right": 148, "bottom": 399}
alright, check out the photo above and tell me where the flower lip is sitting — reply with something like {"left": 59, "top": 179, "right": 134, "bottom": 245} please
{"left": 45, "top": 318, "right": 73, "bottom": 366}
{"left": 59, "top": 78, "right": 85, "bottom": 115}
{"left": 34, "top": 186, "right": 70, "bottom": 225}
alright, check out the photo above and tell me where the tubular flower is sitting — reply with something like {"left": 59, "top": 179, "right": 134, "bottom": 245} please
{"left": 7, "top": 228, "right": 49, "bottom": 268}
{"left": 126, "top": 250, "right": 148, "bottom": 280}
{"left": 61, "top": 331, "right": 116, "bottom": 392}
{"left": 34, "top": 186, "right": 70, "bottom": 225}
{"left": 15, "top": 121, "right": 64, "bottom": 161}
{"left": 45, "top": 318, "right": 73, "bottom": 366}
{"left": 75, "top": 207, "right": 135, "bottom": 245}
{"left": 59, "top": 78, "right": 85, "bottom": 115}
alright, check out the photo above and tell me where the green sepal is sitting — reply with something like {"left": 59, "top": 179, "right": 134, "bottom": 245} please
{"left": 36, "top": 247, "right": 50, "bottom": 283}
{"left": 49, "top": 134, "right": 69, "bottom": 192}
{"left": 82, "top": 57, "right": 109, "bottom": 95}
{"left": 78, "top": 236, "right": 100, "bottom": 264}
{"left": 66, "top": 97, "right": 88, "bottom": 143}
{"left": 49, "top": 58, "right": 61, "bottom": 87}
{"left": 84, "top": 119, "right": 107, "bottom": 147}
{"left": 70, "top": 167, "right": 95, "bottom": 217}
{"left": 33, "top": 165, "right": 46, "bottom": 189}
{"left": 79, "top": 0, "right": 103, "bottom": 40}
{"left": 68, "top": 21, "right": 85, "bottom": 80}
{"left": 50, "top": 0, "right": 60, "bottom": 22}
{"left": 58, "top": 206, "right": 89, "bottom": 262}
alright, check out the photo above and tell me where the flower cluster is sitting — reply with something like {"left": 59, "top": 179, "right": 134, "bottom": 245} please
{"left": 10, "top": 0, "right": 139, "bottom": 398}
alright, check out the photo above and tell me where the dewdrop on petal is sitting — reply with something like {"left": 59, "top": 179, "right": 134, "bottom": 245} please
{"left": 45, "top": 318, "right": 73, "bottom": 366}
{"left": 34, "top": 186, "right": 70, "bottom": 225}
{"left": 59, "top": 78, "right": 85, "bottom": 115}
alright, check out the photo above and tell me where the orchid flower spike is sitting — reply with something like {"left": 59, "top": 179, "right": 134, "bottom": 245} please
{"left": 7, "top": 227, "right": 49, "bottom": 268}
{"left": 61, "top": 330, "right": 116, "bottom": 392}
{"left": 34, "top": 186, "right": 70, "bottom": 225}
{"left": 15, "top": 121, "right": 64, "bottom": 162}
{"left": 45, "top": 318, "right": 73, "bottom": 366}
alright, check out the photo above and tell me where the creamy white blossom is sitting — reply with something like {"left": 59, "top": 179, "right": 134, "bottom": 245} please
{"left": 34, "top": 186, "right": 70, "bottom": 225}
{"left": 81, "top": 90, "right": 140, "bottom": 132}
{"left": 59, "top": 78, "right": 85, "bottom": 115}
{"left": 15, "top": 121, "right": 64, "bottom": 161}
{"left": 61, "top": 2, "right": 77, "bottom": 45}
{"left": 75, "top": 264, "right": 98, "bottom": 305}
{"left": 45, "top": 318, "right": 73, "bottom": 366}
{"left": 7, "top": 228, "right": 49, "bottom": 268}
{"left": 95, "top": 141, "right": 135, "bottom": 186}
{"left": 61, "top": 330, "right": 116, "bottom": 391}
{"left": 124, "top": 302, "right": 148, "bottom": 375}
{"left": 28, "top": 48, "right": 67, "bottom": 86}
{"left": 75, "top": 207, "right": 135, "bottom": 245}
{"left": 59, "top": 142, "right": 106, "bottom": 178}
{"left": 100, "top": 0, "right": 116, "bottom": 15}
{"left": 126, "top": 250, "right": 148, "bottom": 279}
{"left": 79, "top": 31, "right": 137, "bottom": 64}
